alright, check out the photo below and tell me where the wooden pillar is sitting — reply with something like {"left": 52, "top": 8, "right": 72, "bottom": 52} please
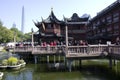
{"left": 115, "top": 60, "right": 118, "bottom": 73}
{"left": 113, "top": 59, "right": 116, "bottom": 66}
{"left": 64, "top": 56, "right": 66, "bottom": 64}
{"left": 34, "top": 55, "right": 37, "bottom": 64}
{"left": 13, "top": 32, "right": 16, "bottom": 54}
{"left": 47, "top": 56, "right": 50, "bottom": 63}
{"left": 54, "top": 55, "right": 56, "bottom": 64}
{"left": 73, "top": 60, "right": 75, "bottom": 69}
{"left": 31, "top": 31, "right": 34, "bottom": 47}
{"left": 109, "top": 58, "right": 112, "bottom": 69}
{"left": 38, "top": 56, "right": 41, "bottom": 62}
{"left": 79, "top": 59, "right": 82, "bottom": 68}
{"left": 67, "top": 59, "right": 72, "bottom": 72}
{"left": 58, "top": 55, "right": 61, "bottom": 62}
{"left": 65, "top": 24, "right": 68, "bottom": 55}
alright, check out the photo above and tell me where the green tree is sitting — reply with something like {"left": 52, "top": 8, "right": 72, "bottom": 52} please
{"left": 24, "top": 32, "right": 31, "bottom": 41}
{"left": 0, "top": 20, "right": 32, "bottom": 43}
{"left": 10, "top": 27, "right": 31, "bottom": 42}
{"left": 10, "top": 27, "right": 24, "bottom": 42}
{"left": 0, "top": 21, "right": 14, "bottom": 43}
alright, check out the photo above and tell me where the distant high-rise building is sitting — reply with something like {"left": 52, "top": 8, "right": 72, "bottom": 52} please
{"left": 12, "top": 23, "right": 16, "bottom": 28}
{"left": 21, "top": 6, "right": 24, "bottom": 33}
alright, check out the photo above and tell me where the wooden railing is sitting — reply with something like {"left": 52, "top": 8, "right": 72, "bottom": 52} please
{"left": 14, "top": 46, "right": 63, "bottom": 54}
{"left": 32, "top": 46, "right": 63, "bottom": 54}
{"left": 88, "top": 45, "right": 107, "bottom": 55}
{"left": 108, "top": 45, "right": 120, "bottom": 55}
{"left": 13, "top": 45, "right": 120, "bottom": 57}
{"left": 65, "top": 45, "right": 108, "bottom": 57}
{"left": 14, "top": 46, "right": 33, "bottom": 52}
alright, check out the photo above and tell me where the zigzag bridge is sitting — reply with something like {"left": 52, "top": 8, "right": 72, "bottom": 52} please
{"left": 8, "top": 44, "right": 120, "bottom": 72}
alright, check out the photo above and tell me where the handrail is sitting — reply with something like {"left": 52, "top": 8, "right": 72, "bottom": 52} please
{"left": 66, "top": 45, "right": 108, "bottom": 56}
{"left": 108, "top": 45, "right": 120, "bottom": 55}
{"left": 12, "top": 45, "right": 120, "bottom": 57}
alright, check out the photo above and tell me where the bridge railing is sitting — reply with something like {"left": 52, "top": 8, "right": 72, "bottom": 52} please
{"left": 15, "top": 46, "right": 63, "bottom": 54}
{"left": 67, "top": 46, "right": 88, "bottom": 54}
{"left": 88, "top": 45, "right": 108, "bottom": 55}
{"left": 14, "top": 45, "right": 120, "bottom": 56}
{"left": 108, "top": 45, "right": 120, "bottom": 55}
{"left": 14, "top": 46, "right": 33, "bottom": 52}
{"left": 65, "top": 45, "right": 108, "bottom": 56}
{"left": 33, "top": 46, "right": 59, "bottom": 54}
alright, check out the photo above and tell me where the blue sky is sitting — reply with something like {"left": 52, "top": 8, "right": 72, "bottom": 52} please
{"left": 0, "top": 0, "right": 116, "bottom": 33}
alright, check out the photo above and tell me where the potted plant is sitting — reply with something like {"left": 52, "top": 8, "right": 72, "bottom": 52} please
{"left": 18, "top": 59, "right": 26, "bottom": 67}
{"left": 7, "top": 56, "right": 21, "bottom": 70}
{"left": 2, "top": 59, "right": 8, "bottom": 66}
{"left": 0, "top": 59, "right": 8, "bottom": 69}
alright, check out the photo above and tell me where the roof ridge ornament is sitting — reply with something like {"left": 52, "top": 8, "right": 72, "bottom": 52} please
{"left": 51, "top": 7, "right": 53, "bottom": 12}
{"left": 41, "top": 17, "right": 44, "bottom": 21}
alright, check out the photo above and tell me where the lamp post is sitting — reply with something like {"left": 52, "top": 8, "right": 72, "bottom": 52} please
{"left": 31, "top": 28, "right": 34, "bottom": 47}
{"left": 31, "top": 28, "right": 38, "bottom": 64}
{"left": 14, "top": 32, "right": 16, "bottom": 53}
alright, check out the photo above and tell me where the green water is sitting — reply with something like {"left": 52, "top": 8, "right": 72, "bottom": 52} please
{"left": 1, "top": 60, "right": 120, "bottom": 80}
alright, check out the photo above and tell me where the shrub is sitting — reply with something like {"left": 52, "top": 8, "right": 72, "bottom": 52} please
{"left": 2, "top": 59, "right": 8, "bottom": 66}
{"left": 8, "top": 56, "right": 18, "bottom": 65}
{"left": 18, "top": 59, "right": 25, "bottom": 64}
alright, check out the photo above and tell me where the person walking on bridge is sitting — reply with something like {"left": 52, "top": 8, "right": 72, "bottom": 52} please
{"left": 115, "top": 37, "right": 120, "bottom": 45}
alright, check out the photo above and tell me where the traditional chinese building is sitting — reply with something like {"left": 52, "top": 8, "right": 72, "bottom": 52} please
{"left": 34, "top": 9, "right": 89, "bottom": 45}
{"left": 64, "top": 13, "right": 89, "bottom": 41}
{"left": 87, "top": 0, "right": 120, "bottom": 44}
{"left": 34, "top": 9, "right": 65, "bottom": 45}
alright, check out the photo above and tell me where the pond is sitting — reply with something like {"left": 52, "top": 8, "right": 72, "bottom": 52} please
{"left": 1, "top": 60, "right": 120, "bottom": 80}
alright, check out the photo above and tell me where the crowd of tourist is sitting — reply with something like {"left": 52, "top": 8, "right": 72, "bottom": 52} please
{"left": 115, "top": 37, "right": 120, "bottom": 45}
{"left": 6, "top": 37, "right": 120, "bottom": 48}
{"left": 39, "top": 40, "right": 88, "bottom": 47}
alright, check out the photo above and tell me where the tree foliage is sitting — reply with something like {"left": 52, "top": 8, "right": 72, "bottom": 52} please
{"left": 0, "top": 20, "right": 32, "bottom": 43}
{"left": 24, "top": 32, "right": 31, "bottom": 41}
{"left": 2, "top": 59, "right": 8, "bottom": 66}
{"left": 8, "top": 56, "right": 18, "bottom": 65}
{"left": 10, "top": 27, "right": 31, "bottom": 42}
{"left": 0, "top": 21, "right": 14, "bottom": 43}
{"left": 10, "top": 27, "right": 24, "bottom": 42}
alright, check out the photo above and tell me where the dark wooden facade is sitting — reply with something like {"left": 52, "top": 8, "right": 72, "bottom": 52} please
{"left": 87, "top": 0, "right": 120, "bottom": 44}
{"left": 65, "top": 13, "right": 89, "bottom": 41}
{"left": 34, "top": 10, "right": 89, "bottom": 45}
{"left": 34, "top": 10, "right": 65, "bottom": 44}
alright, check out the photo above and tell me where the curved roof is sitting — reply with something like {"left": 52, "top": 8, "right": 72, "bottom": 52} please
{"left": 90, "top": 1, "right": 120, "bottom": 22}
{"left": 42, "top": 10, "right": 64, "bottom": 24}
{"left": 65, "top": 13, "right": 89, "bottom": 22}
{"left": 34, "top": 9, "right": 65, "bottom": 28}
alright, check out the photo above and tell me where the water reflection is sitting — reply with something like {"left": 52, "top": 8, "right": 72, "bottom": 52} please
{"left": 0, "top": 60, "right": 120, "bottom": 80}
{"left": 3, "top": 68, "right": 32, "bottom": 80}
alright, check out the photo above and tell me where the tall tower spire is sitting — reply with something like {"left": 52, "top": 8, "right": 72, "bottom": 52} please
{"left": 21, "top": 6, "right": 24, "bottom": 33}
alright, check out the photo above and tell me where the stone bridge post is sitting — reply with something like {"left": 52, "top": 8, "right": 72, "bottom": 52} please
{"left": 34, "top": 55, "right": 37, "bottom": 64}
{"left": 67, "top": 59, "right": 72, "bottom": 72}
